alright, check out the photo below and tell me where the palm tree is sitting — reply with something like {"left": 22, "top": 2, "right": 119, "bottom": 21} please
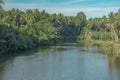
{"left": 25, "top": 9, "right": 35, "bottom": 24}
{"left": 74, "top": 12, "right": 86, "bottom": 35}
{"left": 107, "top": 12, "right": 119, "bottom": 42}
{"left": 0, "top": 0, "right": 4, "bottom": 9}
{"left": 78, "top": 25, "right": 93, "bottom": 46}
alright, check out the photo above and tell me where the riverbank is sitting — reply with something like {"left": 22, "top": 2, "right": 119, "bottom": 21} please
{"left": 78, "top": 40, "right": 120, "bottom": 57}
{"left": 94, "top": 40, "right": 120, "bottom": 56}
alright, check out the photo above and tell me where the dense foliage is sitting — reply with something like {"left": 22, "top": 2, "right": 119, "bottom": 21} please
{"left": 0, "top": 1, "right": 120, "bottom": 54}
{"left": 0, "top": 8, "right": 86, "bottom": 54}
{"left": 78, "top": 9, "right": 120, "bottom": 46}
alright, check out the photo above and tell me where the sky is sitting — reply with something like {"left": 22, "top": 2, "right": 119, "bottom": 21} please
{"left": 3, "top": 0, "right": 120, "bottom": 18}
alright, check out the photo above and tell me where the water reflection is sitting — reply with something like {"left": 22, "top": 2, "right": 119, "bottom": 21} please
{"left": 0, "top": 45, "right": 120, "bottom": 80}
{"left": 108, "top": 56, "right": 120, "bottom": 80}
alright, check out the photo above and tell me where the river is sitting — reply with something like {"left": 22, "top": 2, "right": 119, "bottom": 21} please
{"left": 0, "top": 44, "right": 120, "bottom": 80}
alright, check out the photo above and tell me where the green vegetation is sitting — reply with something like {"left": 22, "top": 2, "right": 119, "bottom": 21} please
{"left": 0, "top": 1, "right": 120, "bottom": 55}
{"left": 0, "top": 1, "right": 86, "bottom": 54}
{"left": 78, "top": 9, "right": 120, "bottom": 55}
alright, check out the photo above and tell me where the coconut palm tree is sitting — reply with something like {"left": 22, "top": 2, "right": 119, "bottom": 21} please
{"left": 107, "top": 12, "right": 119, "bottom": 42}
{"left": 25, "top": 9, "right": 35, "bottom": 24}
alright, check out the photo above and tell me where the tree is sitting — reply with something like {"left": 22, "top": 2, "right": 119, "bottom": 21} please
{"left": 78, "top": 26, "right": 93, "bottom": 46}
{"left": 74, "top": 12, "right": 86, "bottom": 35}
{"left": 25, "top": 9, "right": 35, "bottom": 24}
{"left": 114, "top": 9, "right": 120, "bottom": 38}
{"left": 107, "top": 12, "right": 119, "bottom": 42}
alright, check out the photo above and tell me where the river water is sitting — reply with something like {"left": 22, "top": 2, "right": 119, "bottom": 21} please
{"left": 0, "top": 44, "right": 120, "bottom": 80}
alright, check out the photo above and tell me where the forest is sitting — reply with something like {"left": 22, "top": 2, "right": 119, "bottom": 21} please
{"left": 0, "top": 1, "right": 120, "bottom": 55}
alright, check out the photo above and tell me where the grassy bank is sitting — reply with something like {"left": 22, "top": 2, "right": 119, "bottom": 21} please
{"left": 94, "top": 40, "right": 120, "bottom": 56}
{"left": 78, "top": 40, "right": 120, "bottom": 57}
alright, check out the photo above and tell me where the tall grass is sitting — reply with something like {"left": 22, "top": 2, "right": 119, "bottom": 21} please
{"left": 95, "top": 40, "right": 120, "bottom": 56}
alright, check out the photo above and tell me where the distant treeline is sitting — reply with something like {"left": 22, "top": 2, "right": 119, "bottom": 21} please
{"left": 0, "top": 6, "right": 120, "bottom": 54}
{"left": 78, "top": 9, "right": 120, "bottom": 46}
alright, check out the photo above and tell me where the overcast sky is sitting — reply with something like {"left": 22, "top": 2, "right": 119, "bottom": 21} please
{"left": 3, "top": 0, "right": 120, "bottom": 18}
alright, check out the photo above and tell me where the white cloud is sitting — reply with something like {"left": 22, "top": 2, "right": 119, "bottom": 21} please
{"left": 3, "top": 2, "right": 120, "bottom": 18}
